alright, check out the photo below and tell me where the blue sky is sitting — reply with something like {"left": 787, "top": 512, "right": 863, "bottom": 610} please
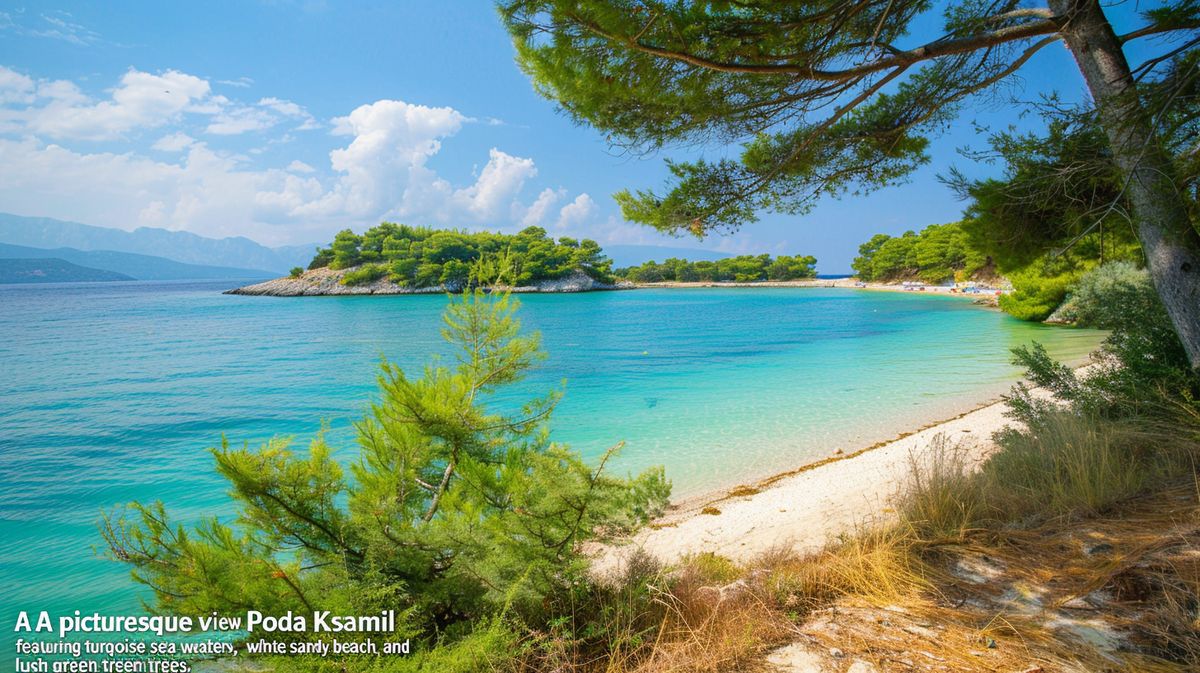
{"left": 0, "top": 1, "right": 1173, "bottom": 271}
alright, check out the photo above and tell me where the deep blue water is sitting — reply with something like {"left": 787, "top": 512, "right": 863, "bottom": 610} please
{"left": 0, "top": 279, "right": 1102, "bottom": 648}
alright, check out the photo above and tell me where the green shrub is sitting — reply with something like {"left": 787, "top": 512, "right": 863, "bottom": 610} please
{"left": 101, "top": 291, "right": 670, "bottom": 655}
{"left": 997, "top": 266, "right": 1075, "bottom": 321}
{"left": 289, "top": 266, "right": 304, "bottom": 278}
{"left": 1055, "top": 261, "right": 1153, "bottom": 328}
{"left": 1010, "top": 264, "right": 1197, "bottom": 419}
{"left": 341, "top": 263, "right": 388, "bottom": 286}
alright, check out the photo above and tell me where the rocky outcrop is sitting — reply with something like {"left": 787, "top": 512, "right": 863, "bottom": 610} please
{"left": 225, "top": 266, "right": 632, "bottom": 296}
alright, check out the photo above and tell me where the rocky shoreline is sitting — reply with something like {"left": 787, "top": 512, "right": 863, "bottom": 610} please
{"left": 226, "top": 268, "right": 1006, "bottom": 306}
{"left": 225, "top": 266, "right": 633, "bottom": 296}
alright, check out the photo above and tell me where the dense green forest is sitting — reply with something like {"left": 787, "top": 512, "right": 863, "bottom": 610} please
{"left": 616, "top": 254, "right": 817, "bottom": 283}
{"left": 307, "top": 223, "right": 615, "bottom": 287}
{"left": 852, "top": 215, "right": 1140, "bottom": 322}
{"left": 851, "top": 223, "right": 989, "bottom": 284}
{"left": 853, "top": 112, "right": 1154, "bottom": 323}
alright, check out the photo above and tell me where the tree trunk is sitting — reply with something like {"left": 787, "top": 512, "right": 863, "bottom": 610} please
{"left": 1050, "top": 0, "right": 1200, "bottom": 369}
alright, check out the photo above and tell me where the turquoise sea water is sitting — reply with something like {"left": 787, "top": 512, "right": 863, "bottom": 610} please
{"left": 0, "top": 280, "right": 1103, "bottom": 647}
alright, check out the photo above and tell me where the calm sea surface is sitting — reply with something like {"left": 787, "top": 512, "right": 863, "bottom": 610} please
{"left": 0, "top": 280, "right": 1103, "bottom": 637}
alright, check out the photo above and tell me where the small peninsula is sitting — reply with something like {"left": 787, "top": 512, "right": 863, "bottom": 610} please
{"left": 227, "top": 222, "right": 823, "bottom": 296}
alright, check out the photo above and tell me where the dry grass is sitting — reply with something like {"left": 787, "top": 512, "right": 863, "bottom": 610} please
{"left": 517, "top": 410, "right": 1200, "bottom": 673}
{"left": 782, "top": 482, "right": 1200, "bottom": 672}
{"left": 899, "top": 411, "right": 1200, "bottom": 540}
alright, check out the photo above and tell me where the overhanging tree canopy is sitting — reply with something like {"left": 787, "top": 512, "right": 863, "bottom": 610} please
{"left": 500, "top": 0, "right": 1200, "bottom": 367}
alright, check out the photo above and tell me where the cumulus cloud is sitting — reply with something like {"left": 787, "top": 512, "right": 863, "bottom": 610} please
{"left": 0, "top": 66, "right": 612, "bottom": 244}
{"left": 454, "top": 149, "right": 537, "bottom": 220}
{"left": 556, "top": 193, "right": 596, "bottom": 229}
{"left": 6, "top": 68, "right": 212, "bottom": 140}
{"left": 0, "top": 66, "right": 35, "bottom": 105}
{"left": 286, "top": 98, "right": 468, "bottom": 219}
{"left": 520, "top": 187, "right": 564, "bottom": 227}
{"left": 151, "top": 131, "right": 195, "bottom": 152}
{"left": 0, "top": 68, "right": 322, "bottom": 141}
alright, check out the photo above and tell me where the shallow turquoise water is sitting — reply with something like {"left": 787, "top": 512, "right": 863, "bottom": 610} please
{"left": 0, "top": 280, "right": 1102, "bottom": 642}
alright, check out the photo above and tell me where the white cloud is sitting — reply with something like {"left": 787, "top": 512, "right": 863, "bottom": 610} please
{"left": 11, "top": 68, "right": 212, "bottom": 140}
{"left": 205, "top": 105, "right": 277, "bottom": 135}
{"left": 0, "top": 66, "right": 35, "bottom": 105}
{"left": 151, "top": 132, "right": 195, "bottom": 152}
{"left": 259, "top": 96, "right": 320, "bottom": 130}
{"left": 38, "top": 12, "right": 101, "bottom": 46}
{"left": 1, "top": 10, "right": 101, "bottom": 46}
{"left": 521, "top": 187, "right": 563, "bottom": 227}
{"left": 0, "top": 137, "right": 328, "bottom": 244}
{"left": 454, "top": 148, "right": 537, "bottom": 219}
{"left": 217, "top": 76, "right": 254, "bottom": 89}
{"left": 556, "top": 193, "right": 596, "bottom": 229}
{"left": 0, "top": 68, "right": 324, "bottom": 141}
{"left": 287, "top": 99, "right": 468, "bottom": 220}
{"left": 0, "top": 65, "right": 610, "bottom": 245}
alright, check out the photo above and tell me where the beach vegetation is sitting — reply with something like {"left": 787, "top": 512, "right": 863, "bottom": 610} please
{"left": 947, "top": 105, "right": 1152, "bottom": 322}
{"left": 289, "top": 267, "right": 303, "bottom": 278}
{"left": 617, "top": 253, "right": 817, "bottom": 283}
{"left": 310, "top": 223, "right": 615, "bottom": 288}
{"left": 851, "top": 222, "right": 988, "bottom": 283}
{"left": 101, "top": 289, "right": 670, "bottom": 658}
{"left": 902, "top": 273, "right": 1200, "bottom": 539}
{"left": 339, "top": 263, "right": 388, "bottom": 286}
{"left": 995, "top": 263, "right": 1077, "bottom": 321}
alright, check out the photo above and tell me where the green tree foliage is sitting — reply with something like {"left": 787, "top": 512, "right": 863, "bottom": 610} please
{"left": 951, "top": 114, "right": 1144, "bottom": 271}
{"left": 616, "top": 253, "right": 817, "bottom": 283}
{"left": 498, "top": 1, "right": 1192, "bottom": 238}
{"left": 500, "top": 0, "right": 1200, "bottom": 368}
{"left": 1009, "top": 262, "right": 1199, "bottom": 422}
{"left": 997, "top": 264, "right": 1076, "bottom": 322}
{"left": 313, "top": 223, "right": 616, "bottom": 288}
{"left": 852, "top": 223, "right": 987, "bottom": 283}
{"left": 330, "top": 229, "right": 364, "bottom": 270}
{"left": 945, "top": 109, "right": 1152, "bottom": 320}
{"left": 339, "top": 264, "right": 388, "bottom": 286}
{"left": 101, "top": 291, "right": 671, "bottom": 643}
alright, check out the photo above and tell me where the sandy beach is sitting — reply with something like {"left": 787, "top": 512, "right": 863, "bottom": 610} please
{"left": 634, "top": 277, "right": 1004, "bottom": 301}
{"left": 597, "top": 381, "right": 1060, "bottom": 571}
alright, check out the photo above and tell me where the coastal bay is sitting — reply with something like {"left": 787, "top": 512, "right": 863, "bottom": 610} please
{"left": 0, "top": 280, "right": 1102, "bottom": 655}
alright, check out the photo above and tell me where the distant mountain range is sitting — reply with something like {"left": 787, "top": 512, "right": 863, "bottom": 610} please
{"left": 0, "top": 213, "right": 749, "bottom": 282}
{"left": 0, "top": 213, "right": 318, "bottom": 273}
{"left": 0, "top": 258, "right": 135, "bottom": 284}
{"left": 0, "top": 243, "right": 275, "bottom": 281}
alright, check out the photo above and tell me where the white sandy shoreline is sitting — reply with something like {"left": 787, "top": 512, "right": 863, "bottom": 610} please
{"left": 634, "top": 277, "right": 1003, "bottom": 300}
{"left": 597, "top": 379, "right": 1067, "bottom": 570}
